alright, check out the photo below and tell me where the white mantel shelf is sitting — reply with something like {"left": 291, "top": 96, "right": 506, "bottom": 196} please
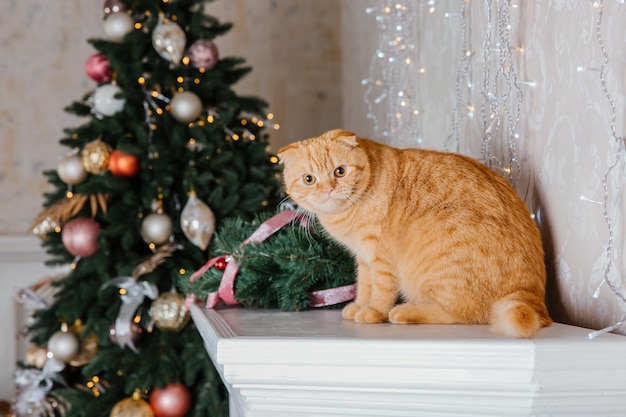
{"left": 190, "top": 305, "right": 626, "bottom": 417}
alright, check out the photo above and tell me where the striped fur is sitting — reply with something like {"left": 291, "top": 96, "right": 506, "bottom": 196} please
{"left": 278, "top": 129, "right": 551, "bottom": 338}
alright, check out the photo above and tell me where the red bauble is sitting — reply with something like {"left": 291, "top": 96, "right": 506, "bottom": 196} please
{"left": 109, "top": 150, "right": 140, "bottom": 177}
{"left": 149, "top": 384, "right": 191, "bottom": 417}
{"left": 61, "top": 217, "right": 101, "bottom": 257}
{"left": 85, "top": 53, "right": 112, "bottom": 83}
{"left": 215, "top": 257, "right": 227, "bottom": 271}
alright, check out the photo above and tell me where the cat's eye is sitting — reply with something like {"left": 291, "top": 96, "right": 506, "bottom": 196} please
{"left": 302, "top": 174, "right": 316, "bottom": 185}
{"left": 334, "top": 165, "right": 347, "bottom": 178}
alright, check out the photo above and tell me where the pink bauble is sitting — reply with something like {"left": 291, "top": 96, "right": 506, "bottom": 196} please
{"left": 149, "top": 384, "right": 191, "bottom": 417}
{"left": 61, "top": 217, "right": 101, "bottom": 258}
{"left": 85, "top": 53, "right": 112, "bottom": 83}
{"left": 187, "top": 39, "right": 219, "bottom": 69}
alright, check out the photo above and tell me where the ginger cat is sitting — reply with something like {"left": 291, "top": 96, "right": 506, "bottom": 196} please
{"left": 278, "top": 129, "right": 552, "bottom": 338}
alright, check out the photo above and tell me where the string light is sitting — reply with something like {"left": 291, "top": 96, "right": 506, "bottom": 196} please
{"left": 579, "top": 0, "right": 626, "bottom": 339}
{"left": 362, "top": 1, "right": 425, "bottom": 147}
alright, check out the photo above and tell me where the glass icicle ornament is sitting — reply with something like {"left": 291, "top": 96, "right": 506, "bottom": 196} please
{"left": 180, "top": 191, "right": 215, "bottom": 250}
{"left": 152, "top": 14, "right": 186, "bottom": 64}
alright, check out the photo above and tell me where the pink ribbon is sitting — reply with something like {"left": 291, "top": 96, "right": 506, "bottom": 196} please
{"left": 187, "top": 210, "right": 356, "bottom": 309}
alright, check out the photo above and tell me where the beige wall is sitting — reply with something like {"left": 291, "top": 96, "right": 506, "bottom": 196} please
{"left": 0, "top": 0, "right": 341, "bottom": 234}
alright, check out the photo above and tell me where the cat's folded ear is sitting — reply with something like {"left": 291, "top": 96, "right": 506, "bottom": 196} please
{"left": 277, "top": 143, "right": 297, "bottom": 165}
{"left": 328, "top": 129, "right": 358, "bottom": 147}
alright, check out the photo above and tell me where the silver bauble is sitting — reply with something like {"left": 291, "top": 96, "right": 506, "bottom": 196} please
{"left": 57, "top": 154, "right": 88, "bottom": 185}
{"left": 141, "top": 212, "right": 172, "bottom": 245}
{"left": 93, "top": 84, "right": 125, "bottom": 116}
{"left": 103, "top": 12, "right": 135, "bottom": 42}
{"left": 48, "top": 330, "right": 80, "bottom": 363}
{"left": 169, "top": 91, "right": 202, "bottom": 123}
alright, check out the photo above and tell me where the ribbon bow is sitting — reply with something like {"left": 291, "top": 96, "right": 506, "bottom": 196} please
{"left": 107, "top": 277, "right": 159, "bottom": 351}
{"left": 13, "top": 358, "right": 66, "bottom": 415}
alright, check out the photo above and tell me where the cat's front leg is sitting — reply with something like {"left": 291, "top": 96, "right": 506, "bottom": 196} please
{"left": 342, "top": 259, "right": 373, "bottom": 320}
{"left": 343, "top": 258, "right": 395, "bottom": 323}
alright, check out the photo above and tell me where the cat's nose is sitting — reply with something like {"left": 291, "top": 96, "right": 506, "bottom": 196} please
{"left": 324, "top": 188, "right": 334, "bottom": 197}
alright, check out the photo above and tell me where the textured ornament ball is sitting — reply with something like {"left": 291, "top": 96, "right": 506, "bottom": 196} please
{"left": 149, "top": 384, "right": 191, "bottom": 417}
{"left": 57, "top": 154, "right": 88, "bottom": 185}
{"left": 169, "top": 91, "right": 202, "bottom": 123}
{"left": 103, "top": 0, "right": 128, "bottom": 15}
{"left": 82, "top": 139, "right": 113, "bottom": 174}
{"left": 61, "top": 217, "right": 101, "bottom": 257}
{"left": 187, "top": 39, "right": 219, "bottom": 69}
{"left": 103, "top": 11, "right": 134, "bottom": 42}
{"left": 150, "top": 292, "right": 190, "bottom": 332}
{"left": 93, "top": 84, "right": 125, "bottom": 116}
{"left": 85, "top": 53, "right": 112, "bottom": 83}
{"left": 110, "top": 392, "right": 154, "bottom": 417}
{"left": 109, "top": 150, "right": 139, "bottom": 177}
{"left": 141, "top": 213, "right": 172, "bottom": 245}
{"left": 48, "top": 330, "right": 80, "bottom": 363}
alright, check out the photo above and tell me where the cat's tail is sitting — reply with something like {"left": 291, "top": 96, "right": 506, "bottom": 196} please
{"left": 490, "top": 291, "right": 552, "bottom": 338}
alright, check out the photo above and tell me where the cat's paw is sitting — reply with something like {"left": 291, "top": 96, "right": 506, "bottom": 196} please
{"left": 354, "top": 306, "right": 386, "bottom": 323}
{"left": 342, "top": 302, "right": 360, "bottom": 320}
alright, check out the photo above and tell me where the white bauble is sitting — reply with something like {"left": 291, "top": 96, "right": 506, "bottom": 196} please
{"left": 48, "top": 330, "right": 80, "bottom": 363}
{"left": 57, "top": 155, "right": 88, "bottom": 185}
{"left": 141, "top": 213, "right": 172, "bottom": 245}
{"left": 93, "top": 84, "right": 125, "bottom": 116}
{"left": 103, "top": 12, "right": 134, "bottom": 42}
{"left": 170, "top": 91, "right": 203, "bottom": 123}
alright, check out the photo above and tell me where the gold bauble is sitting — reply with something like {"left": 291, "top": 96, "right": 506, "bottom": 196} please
{"left": 69, "top": 332, "right": 99, "bottom": 367}
{"left": 150, "top": 291, "right": 190, "bottom": 332}
{"left": 110, "top": 391, "right": 154, "bottom": 417}
{"left": 25, "top": 344, "right": 49, "bottom": 369}
{"left": 82, "top": 139, "right": 112, "bottom": 174}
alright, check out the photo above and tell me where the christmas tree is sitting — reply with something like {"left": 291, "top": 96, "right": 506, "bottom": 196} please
{"left": 13, "top": 1, "right": 281, "bottom": 416}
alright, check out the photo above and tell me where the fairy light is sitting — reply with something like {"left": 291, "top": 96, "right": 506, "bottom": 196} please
{"left": 362, "top": 1, "right": 425, "bottom": 147}
{"left": 447, "top": 0, "right": 473, "bottom": 153}
{"left": 478, "top": 0, "right": 525, "bottom": 187}
{"left": 578, "top": 0, "right": 626, "bottom": 339}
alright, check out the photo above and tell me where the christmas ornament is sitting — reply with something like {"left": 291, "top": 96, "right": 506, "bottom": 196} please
{"left": 25, "top": 344, "right": 48, "bottom": 369}
{"left": 82, "top": 139, "right": 112, "bottom": 174}
{"left": 103, "top": 0, "right": 127, "bottom": 15}
{"left": 93, "top": 84, "right": 125, "bottom": 116}
{"left": 149, "top": 384, "right": 191, "bottom": 417}
{"left": 109, "top": 150, "right": 140, "bottom": 177}
{"left": 48, "top": 329, "right": 80, "bottom": 363}
{"left": 57, "top": 154, "right": 88, "bottom": 186}
{"left": 150, "top": 291, "right": 190, "bottom": 332}
{"left": 109, "top": 321, "right": 143, "bottom": 345}
{"left": 110, "top": 391, "right": 154, "bottom": 417}
{"left": 141, "top": 212, "right": 172, "bottom": 245}
{"left": 187, "top": 39, "right": 219, "bottom": 69}
{"left": 61, "top": 217, "right": 101, "bottom": 258}
{"left": 85, "top": 53, "right": 112, "bottom": 83}
{"left": 215, "top": 257, "right": 228, "bottom": 271}
{"left": 68, "top": 332, "right": 99, "bottom": 367}
{"left": 181, "top": 191, "right": 215, "bottom": 250}
{"left": 169, "top": 91, "right": 202, "bottom": 123}
{"left": 103, "top": 12, "right": 134, "bottom": 42}
{"left": 152, "top": 15, "right": 186, "bottom": 64}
